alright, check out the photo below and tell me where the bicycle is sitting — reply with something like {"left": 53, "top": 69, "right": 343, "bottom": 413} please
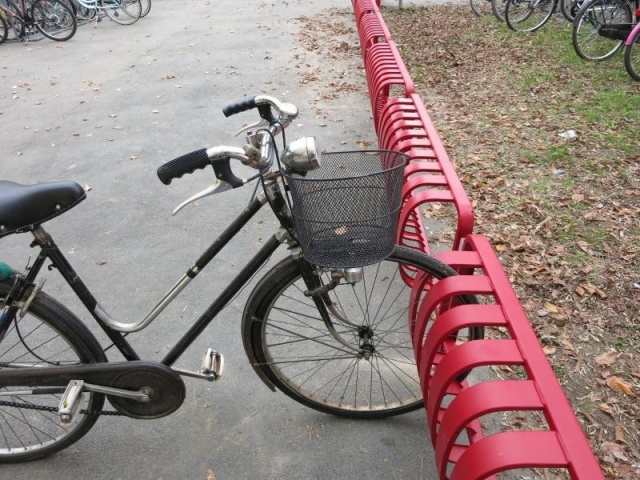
{"left": 572, "top": 0, "right": 637, "bottom": 61}
{"left": 505, "top": 0, "right": 558, "bottom": 32}
{"left": 0, "top": 94, "right": 483, "bottom": 462}
{"left": 60, "top": 0, "right": 142, "bottom": 25}
{"left": 624, "top": 18, "right": 640, "bottom": 79}
{"left": 0, "top": 0, "right": 76, "bottom": 41}
{"left": 0, "top": 9, "right": 8, "bottom": 43}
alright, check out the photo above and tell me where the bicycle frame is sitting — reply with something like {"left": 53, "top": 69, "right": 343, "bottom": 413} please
{"left": 625, "top": 16, "right": 640, "bottom": 44}
{"left": 3, "top": 179, "right": 293, "bottom": 368}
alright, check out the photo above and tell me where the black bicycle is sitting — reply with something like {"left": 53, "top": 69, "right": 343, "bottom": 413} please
{"left": 0, "top": 95, "right": 481, "bottom": 462}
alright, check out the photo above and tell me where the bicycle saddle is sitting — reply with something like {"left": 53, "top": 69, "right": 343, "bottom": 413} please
{"left": 0, "top": 180, "right": 86, "bottom": 238}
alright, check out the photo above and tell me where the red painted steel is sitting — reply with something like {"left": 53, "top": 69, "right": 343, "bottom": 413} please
{"left": 351, "top": 1, "right": 605, "bottom": 477}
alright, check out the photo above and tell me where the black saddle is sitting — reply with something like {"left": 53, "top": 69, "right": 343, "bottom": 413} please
{"left": 0, "top": 181, "right": 86, "bottom": 238}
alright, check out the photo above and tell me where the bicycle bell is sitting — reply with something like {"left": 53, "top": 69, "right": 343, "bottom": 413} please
{"left": 281, "top": 137, "right": 321, "bottom": 172}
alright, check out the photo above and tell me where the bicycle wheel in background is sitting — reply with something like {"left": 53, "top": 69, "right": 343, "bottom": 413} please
{"left": 559, "top": 0, "right": 583, "bottom": 20}
{"left": 242, "top": 246, "right": 483, "bottom": 419}
{"left": 0, "top": 280, "right": 106, "bottom": 463}
{"left": 471, "top": 0, "right": 494, "bottom": 16}
{"left": 492, "top": 0, "right": 509, "bottom": 20}
{"left": 624, "top": 27, "right": 640, "bottom": 80}
{"left": 139, "top": 0, "right": 150, "bottom": 17}
{"left": 2, "top": 0, "right": 25, "bottom": 40}
{"left": 0, "top": 13, "right": 7, "bottom": 44}
{"left": 572, "top": 0, "right": 632, "bottom": 61}
{"left": 70, "top": 0, "right": 97, "bottom": 21}
{"left": 102, "top": 0, "right": 141, "bottom": 25}
{"left": 506, "top": 0, "right": 557, "bottom": 31}
{"left": 31, "top": 0, "right": 77, "bottom": 41}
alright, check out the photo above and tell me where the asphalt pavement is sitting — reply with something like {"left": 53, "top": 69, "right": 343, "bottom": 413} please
{"left": 0, "top": 1, "right": 441, "bottom": 479}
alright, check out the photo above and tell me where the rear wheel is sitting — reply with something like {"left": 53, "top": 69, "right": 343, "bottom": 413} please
{"left": 243, "top": 247, "right": 482, "bottom": 419}
{"left": 101, "top": 0, "right": 141, "bottom": 25}
{"left": 624, "top": 28, "right": 640, "bottom": 80}
{"left": 0, "top": 279, "right": 105, "bottom": 463}
{"left": 31, "top": 0, "right": 77, "bottom": 41}
{"left": 571, "top": 0, "right": 632, "bottom": 61}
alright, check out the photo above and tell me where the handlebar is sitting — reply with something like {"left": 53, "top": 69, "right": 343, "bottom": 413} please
{"left": 157, "top": 95, "right": 297, "bottom": 186}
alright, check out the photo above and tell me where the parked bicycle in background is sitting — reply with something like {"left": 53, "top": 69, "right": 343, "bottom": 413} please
{"left": 0, "top": 0, "right": 76, "bottom": 42}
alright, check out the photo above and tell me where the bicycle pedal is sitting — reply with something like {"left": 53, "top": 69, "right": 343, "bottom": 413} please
{"left": 200, "top": 348, "right": 224, "bottom": 381}
{"left": 59, "top": 380, "right": 85, "bottom": 424}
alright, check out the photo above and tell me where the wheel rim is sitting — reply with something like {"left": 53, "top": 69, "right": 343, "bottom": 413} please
{"left": 258, "top": 258, "right": 424, "bottom": 415}
{"left": 573, "top": 0, "right": 630, "bottom": 60}
{"left": 0, "top": 303, "right": 95, "bottom": 459}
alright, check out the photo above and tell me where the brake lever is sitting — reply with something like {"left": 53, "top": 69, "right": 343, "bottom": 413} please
{"left": 172, "top": 180, "right": 236, "bottom": 216}
{"left": 234, "top": 119, "right": 270, "bottom": 137}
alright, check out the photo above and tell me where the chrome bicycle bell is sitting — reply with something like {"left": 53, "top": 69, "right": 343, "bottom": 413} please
{"left": 281, "top": 137, "right": 321, "bottom": 172}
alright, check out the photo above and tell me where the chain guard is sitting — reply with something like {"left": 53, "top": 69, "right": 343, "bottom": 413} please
{"left": 108, "top": 365, "right": 186, "bottom": 419}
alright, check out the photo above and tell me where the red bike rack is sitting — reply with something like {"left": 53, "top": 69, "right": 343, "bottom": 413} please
{"left": 351, "top": 1, "right": 605, "bottom": 477}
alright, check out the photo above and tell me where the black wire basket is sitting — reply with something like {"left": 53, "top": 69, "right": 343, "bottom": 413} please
{"left": 283, "top": 150, "right": 407, "bottom": 268}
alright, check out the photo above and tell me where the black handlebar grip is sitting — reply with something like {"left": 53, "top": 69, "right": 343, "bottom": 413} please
{"left": 222, "top": 97, "right": 257, "bottom": 117}
{"left": 157, "top": 148, "right": 210, "bottom": 185}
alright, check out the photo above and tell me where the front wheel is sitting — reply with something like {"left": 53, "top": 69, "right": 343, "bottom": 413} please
{"left": 624, "top": 27, "right": 640, "bottom": 80}
{"left": 0, "top": 279, "right": 106, "bottom": 463}
{"left": 242, "top": 246, "right": 482, "bottom": 419}
{"left": 101, "top": 0, "right": 141, "bottom": 25}
{"left": 31, "top": 0, "right": 77, "bottom": 41}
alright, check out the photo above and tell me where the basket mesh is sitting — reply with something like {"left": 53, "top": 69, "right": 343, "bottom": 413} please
{"left": 284, "top": 150, "right": 407, "bottom": 268}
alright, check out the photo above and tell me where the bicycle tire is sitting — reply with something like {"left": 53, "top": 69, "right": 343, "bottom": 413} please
{"left": 506, "top": 0, "right": 557, "bottom": 32}
{"left": 559, "top": 0, "right": 583, "bottom": 21}
{"left": 470, "top": 0, "right": 494, "bottom": 17}
{"left": 139, "top": 0, "right": 150, "bottom": 17}
{"left": 492, "top": 0, "right": 509, "bottom": 21}
{"left": 101, "top": 0, "right": 141, "bottom": 25}
{"left": 31, "top": 0, "right": 77, "bottom": 41}
{"left": 69, "top": 0, "right": 96, "bottom": 21}
{"left": 571, "top": 0, "right": 632, "bottom": 61}
{"left": 624, "top": 27, "right": 640, "bottom": 80}
{"left": 0, "top": 12, "right": 8, "bottom": 44}
{"left": 2, "top": 0, "right": 24, "bottom": 40}
{"left": 242, "top": 246, "right": 482, "bottom": 419}
{"left": 0, "top": 278, "right": 106, "bottom": 463}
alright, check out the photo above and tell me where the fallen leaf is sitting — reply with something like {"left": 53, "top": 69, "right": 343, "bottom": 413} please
{"left": 600, "top": 441, "right": 629, "bottom": 463}
{"left": 206, "top": 469, "right": 216, "bottom": 480}
{"left": 605, "top": 376, "right": 636, "bottom": 397}
{"left": 595, "top": 350, "right": 617, "bottom": 367}
{"left": 598, "top": 403, "right": 614, "bottom": 416}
